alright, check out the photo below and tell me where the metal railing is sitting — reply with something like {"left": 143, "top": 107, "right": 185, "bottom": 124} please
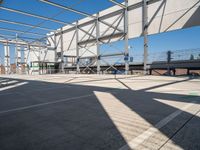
{"left": 1, "top": 48, "right": 200, "bottom": 75}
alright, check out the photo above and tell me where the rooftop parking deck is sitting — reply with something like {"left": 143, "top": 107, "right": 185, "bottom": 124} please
{"left": 0, "top": 74, "right": 200, "bottom": 150}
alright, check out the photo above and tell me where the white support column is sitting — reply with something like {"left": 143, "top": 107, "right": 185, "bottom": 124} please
{"left": 24, "top": 44, "right": 30, "bottom": 64}
{"left": 24, "top": 44, "right": 30, "bottom": 74}
{"left": 143, "top": 0, "right": 148, "bottom": 75}
{"left": 76, "top": 21, "right": 80, "bottom": 73}
{"left": 60, "top": 27, "right": 64, "bottom": 73}
{"left": 54, "top": 33, "right": 57, "bottom": 62}
{"left": 124, "top": 0, "right": 129, "bottom": 75}
{"left": 96, "top": 13, "right": 101, "bottom": 74}
{"left": 4, "top": 43, "right": 10, "bottom": 74}
{"left": 15, "top": 45, "right": 21, "bottom": 74}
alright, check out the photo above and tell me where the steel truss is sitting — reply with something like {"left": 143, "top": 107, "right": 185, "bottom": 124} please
{"left": 0, "top": 0, "right": 157, "bottom": 75}
{"left": 47, "top": 0, "right": 130, "bottom": 74}
{"left": 46, "top": 0, "right": 156, "bottom": 74}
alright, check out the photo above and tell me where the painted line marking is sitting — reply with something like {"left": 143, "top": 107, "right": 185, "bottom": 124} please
{"left": 0, "top": 80, "right": 18, "bottom": 85}
{"left": 0, "top": 89, "right": 118, "bottom": 115}
{"left": 119, "top": 101, "right": 196, "bottom": 150}
{"left": 0, "top": 93, "right": 94, "bottom": 115}
{"left": 0, "top": 84, "right": 70, "bottom": 96}
{"left": 0, "top": 82, "right": 28, "bottom": 92}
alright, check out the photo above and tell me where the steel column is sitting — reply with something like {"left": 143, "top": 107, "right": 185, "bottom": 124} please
{"left": 15, "top": 34, "right": 21, "bottom": 74}
{"left": 4, "top": 42, "right": 10, "bottom": 74}
{"left": 54, "top": 34, "right": 57, "bottom": 62}
{"left": 24, "top": 44, "right": 30, "bottom": 75}
{"left": 143, "top": 0, "right": 148, "bottom": 75}
{"left": 96, "top": 13, "right": 101, "bottom": 74}
{"left": 76, "top": 22, "right": 80, "bottom": 73}
{"left": 60, "top": 28, "right": 64, "bottom": 73}
{"left": 15, "top": 45, "right": 21, "bottom": 73}
{"left": 24, "top": 46, "right": 28, "bottom": 64}
{"left": 124, "top": 0, "right": 129, "bottom": 75}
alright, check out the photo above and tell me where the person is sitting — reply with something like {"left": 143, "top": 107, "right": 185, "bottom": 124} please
{"left": 197, "top": 54, "right": 200, "bottom": 60}
{"left": 190, "top": 54, "right": 194, "bottom": 60}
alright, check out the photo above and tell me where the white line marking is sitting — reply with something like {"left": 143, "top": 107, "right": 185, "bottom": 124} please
{"left": 0, "top": 79, "right": 9, "bottom": 82}
{"left": 0, "top": 82, "right": 28, "bottom": 92}
{"left": 0, "top": 80, "right": 18, "bottom": 85}
{"left": 0, "top": 85, "right": 71, "bottom": 96}
{"left": 119, "top": 102, "right": 196, "bottom": 150}
{"left": 0, "top": 93, "right": 94, "bottom": 115}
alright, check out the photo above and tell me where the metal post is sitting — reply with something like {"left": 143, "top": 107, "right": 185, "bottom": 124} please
{"left": 96, "top": 13, "right": 101, "bottom": 74}
{"left": 167, "top": 50, "right": 172, "bottom": 76}
{"left": 60, "top": 27, "right": 64, "bottom": 73}
{"left": 25, "top": 44, "right": 30, "bottom": 74}
{"left": 15, "top": 45, "right": 21, "bottom": 74}
{"left": 15, "top": 45, "right": 18, "bottom": 74}
{"left": 143, "top": 0, "right": 148, "bottom": 75}
{"left": 38, "top": 44, "right": 41, "bottom": 75}
{"left": 15, "top": 34, "right": 18, "bottom": 74}
{"left": 25, "top": 44, "right": 30, "bottom": 64}
{"left": 4, "top": 42, "right": 10, "bottom": 74}
{"left": 53, "top": 33, "right": 57, "bottom": 73}
{"left": 21, "top": 46, "right": 25, "bottom": 74}
{"left": 15, "top": 34, "right": 22, "bottom": 74}
{"left": 76, "top": 21, "right": 80, "bottom": 73}
{"left": 124, "top": 0, "right": 129, "bottom": 75}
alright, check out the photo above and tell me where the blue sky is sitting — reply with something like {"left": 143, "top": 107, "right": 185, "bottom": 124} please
{"left": 0, "top": 0, "right": 200, "bottom": 64}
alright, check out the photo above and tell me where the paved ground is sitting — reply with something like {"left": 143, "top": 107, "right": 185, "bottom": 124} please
{"left": 0, "top": 74, "right": 200, "bottom": 150}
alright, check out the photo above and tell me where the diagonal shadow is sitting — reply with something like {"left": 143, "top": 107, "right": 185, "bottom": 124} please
{"left": 0, "top": 76, "right": 199, "bottom": 149}
{"left": 183, "top": 6, "right": 200, "bottom": 28}
{"left": 164, "top": 0, "right": 200, "bottom": 32}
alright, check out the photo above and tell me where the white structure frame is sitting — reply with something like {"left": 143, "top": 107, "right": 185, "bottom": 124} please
{"left": 0, "top": 0, "right": 199, "bottom": 74}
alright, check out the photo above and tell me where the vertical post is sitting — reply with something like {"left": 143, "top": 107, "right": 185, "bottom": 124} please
{"left": 24, "top": 44, "right": 29, "bottom": 74}
{"left": 54, "top": 32, "right": 57, "bottom": 63}
{"left": 24, "top": 44, "right": 29, "bottom": 64}
{"left": 124, "top": 0, "right": 129, "bottom": 75}
{"left": 143, "top": 0, "right": 148, "bottom": 75}
{"left": 16, "top": 45, "right": 21, "bottom": 74}
{"left": 167, "top": 50, "right": 172, "bottom": 75}
{"left": 15, "top": 34, "right": 18, "bottom": 73}
{"left": 38, "top": 44, "right": 41, "bottom": 75}
{"left": 21, "top": 46, "right": 25, "bottom": 74}
{"left": 53, "top": 32, "right": 57, "bottom": 73}
{"left": 60, "top": 27, "right": 64, "bottom": 73}
{"left": 15, "top": 34, "right": 21, "bottom": 74}
{"left": 187, "top": 69, "right": 190, "bottom": 75}
{"left": 15, "top": 45, "right": 17, "bottom": 73}
{"left": 96, "top": 13, "right": 101, "bottom": 74}
{"left": 4, "top": 42, "right": 10, "bottom": 74}
{"left": 76, "top": 21, "right": 80, "bottom": 73}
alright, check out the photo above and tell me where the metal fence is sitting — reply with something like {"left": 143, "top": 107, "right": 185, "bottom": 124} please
{"left": 1, "top": 48, "right": 200, "bottom": 74}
